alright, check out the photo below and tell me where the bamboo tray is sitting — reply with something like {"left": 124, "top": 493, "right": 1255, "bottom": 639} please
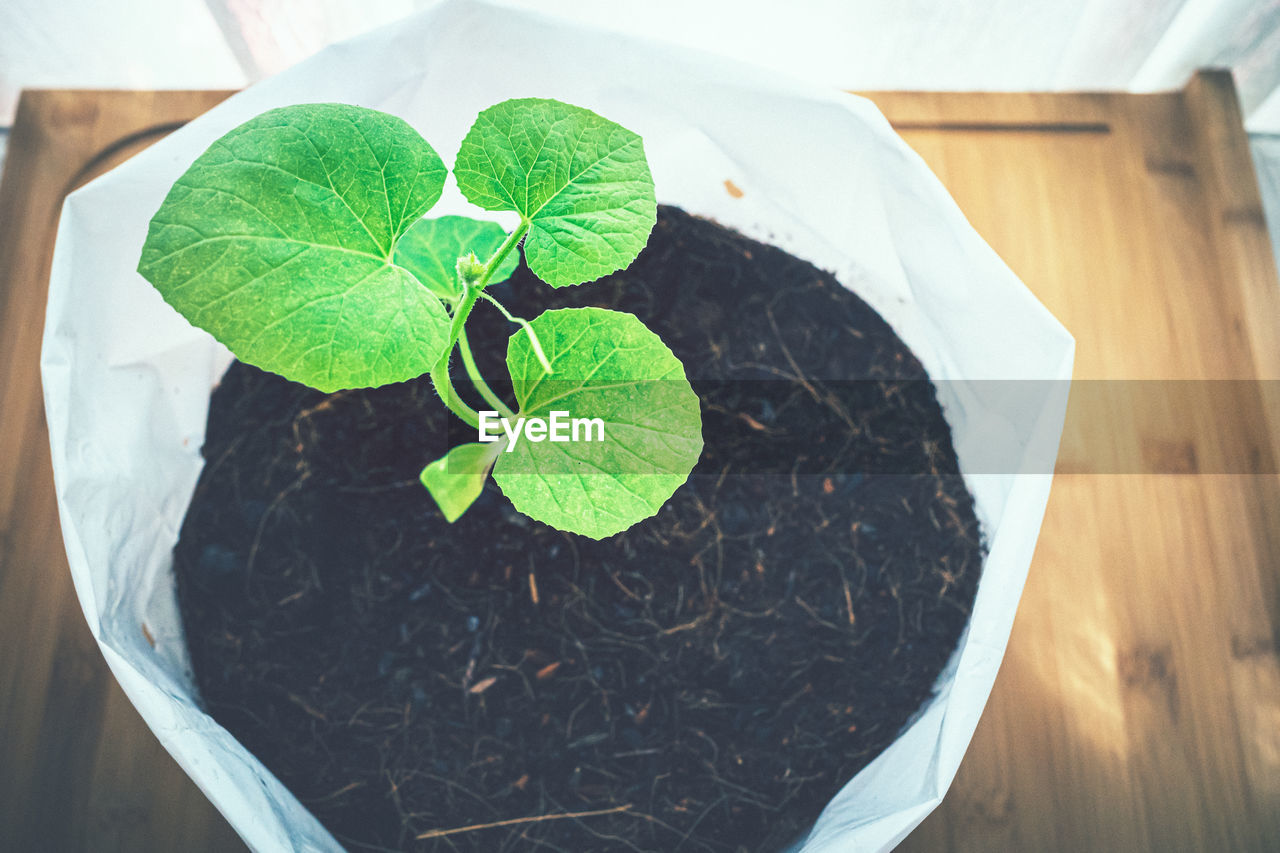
{"left": 2, "top": 72, "right": 1277, "bottom": 851}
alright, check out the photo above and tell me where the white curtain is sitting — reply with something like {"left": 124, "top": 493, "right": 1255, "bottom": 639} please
{"left": 1, "top": 0, "right": 1277, "bottom": 127}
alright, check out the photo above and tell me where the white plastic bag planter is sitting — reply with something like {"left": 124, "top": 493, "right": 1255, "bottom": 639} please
{"left": 41, "top": 1, "right": 1073, "bottom": 850}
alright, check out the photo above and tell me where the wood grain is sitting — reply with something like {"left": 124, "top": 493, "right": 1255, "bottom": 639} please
{"left": 865, "top": 73, "right": 1280, "bottom": 852}
{"left": 1, "top": 75, "right": 1277, "bottom": 851}
{"left": 0, "top": 89, "right": 245, "bottom": 853}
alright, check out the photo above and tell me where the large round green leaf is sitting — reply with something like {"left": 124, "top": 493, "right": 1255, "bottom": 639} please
{"left": 453, "top": 99, "right": 657, "bottom": 288}
{"left": 138, "top": 103, "right": 450, "bottom": 392}
{"left": 493, "top": 307, "right": 702, "bottom": 539}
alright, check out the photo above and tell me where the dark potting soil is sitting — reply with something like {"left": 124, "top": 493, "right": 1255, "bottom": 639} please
{"left": 175, "top": 206, "right": 984, "bottom": 853}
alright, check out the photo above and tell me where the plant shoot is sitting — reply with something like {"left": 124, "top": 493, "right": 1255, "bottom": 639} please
{"left": 138, "top": 98, "right": 702, "bottom": 538}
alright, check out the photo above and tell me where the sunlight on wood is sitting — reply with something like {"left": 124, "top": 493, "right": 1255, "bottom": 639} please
{"left": 870, "top": 74, "right": 1280, "bottom": 852}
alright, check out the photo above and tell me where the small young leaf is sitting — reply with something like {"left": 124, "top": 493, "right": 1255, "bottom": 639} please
{"left": 454, "top": 99, "right": 657, "bottom": 288}
{"left": 421, "top": 442, "right": 502, "bottom": 523}
{"left": 138, "top": 103, "right": 450, "bottom": 392}
{"left": 493, "top": 307, "right": 702, "bottom": 539}
{"left": 394, "top": 215, "right": 520, "bottom": 301}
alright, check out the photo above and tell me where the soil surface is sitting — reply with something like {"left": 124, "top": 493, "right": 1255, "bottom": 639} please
{"left": 175, "top": 206, "right": 984, "bottom": 852}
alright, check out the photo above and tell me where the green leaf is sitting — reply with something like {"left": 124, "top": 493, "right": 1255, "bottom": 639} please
{"left": 493, "top": 307, "right": 702, "bottom": 539}
{"left": 454, "top": 99, "right": 657, "bottom": 288}
{"left": 138, "top": 103, "right": 450, "bottom": 392}
{"left": 394, "top": 215, "right": 520, "bottom": 301}
{"left": 420, "top": 442, "right": 502, "bottom": 523}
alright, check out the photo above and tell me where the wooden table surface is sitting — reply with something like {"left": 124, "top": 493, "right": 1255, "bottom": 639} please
{"left": 2, "top": 73, "right": 1278, "bottom": 851}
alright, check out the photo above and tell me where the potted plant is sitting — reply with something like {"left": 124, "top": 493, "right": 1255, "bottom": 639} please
{"left": 138, "top": 97, "right": 703, "bottom": 540}
{"left": 42, "top": 2, "right": 1072, "bottom": 851}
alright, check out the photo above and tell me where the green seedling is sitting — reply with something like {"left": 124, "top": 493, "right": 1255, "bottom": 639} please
{"left": 138, "top": 98, "right": 702, "bottom": 538}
